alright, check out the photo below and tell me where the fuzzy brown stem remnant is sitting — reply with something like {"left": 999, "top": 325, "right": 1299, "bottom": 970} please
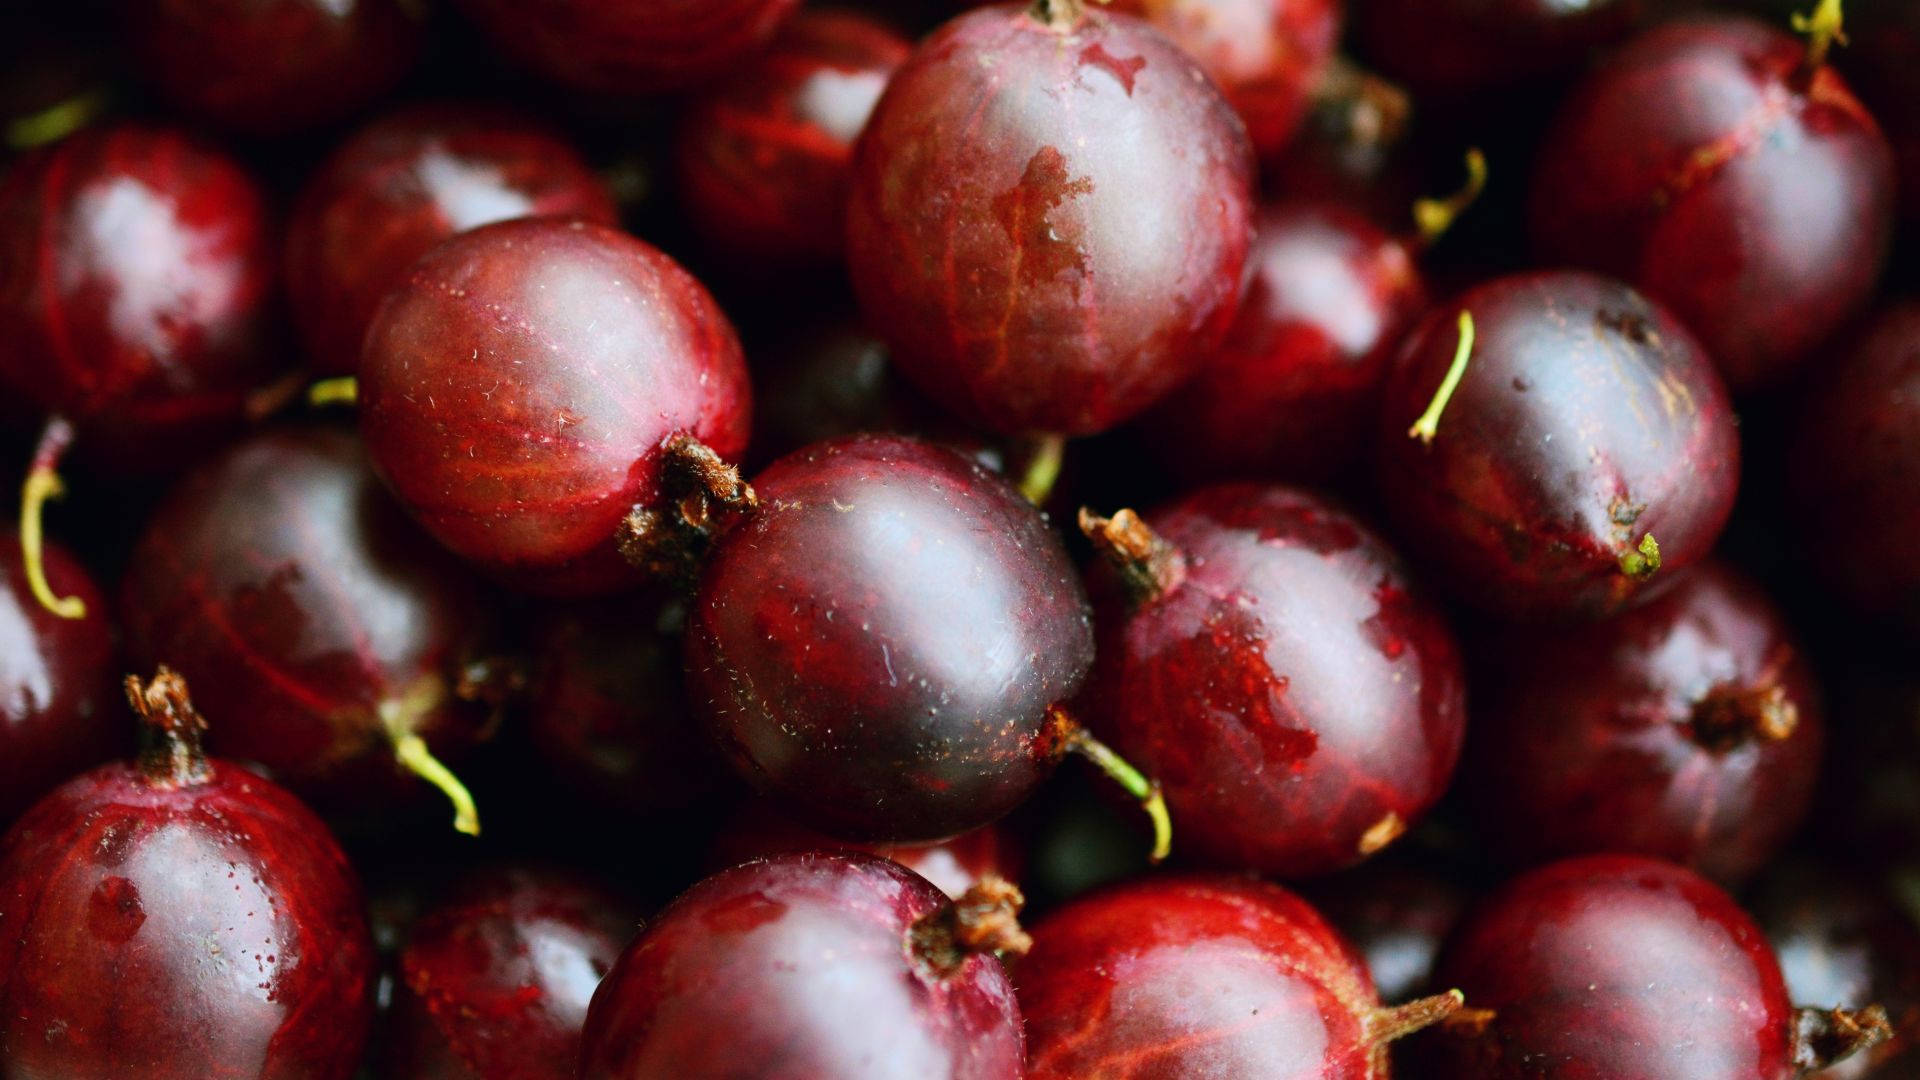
{"left": 127, "top": 667, "right": 214, "bottom": 788}
{"left": 19, "top": 415, "right": 85, "bottom": 620}
{"left": 910, "top": 874, "right": 1033, "bottom": 976}
{"left": 1790, "top": 1004, "right": 1892, "bottom": 1072}
{"left": 1357, "top": 811, "right": 1406, "bottom": 856}
{"left": 1366, "top": 990, "right": 1468, "bottom": 1045}
{"left": 1079, "top": 507, "right": 1188, "bottom": 605}
{"left": 1690, "top": 681, "right": 1799, "bottom": 751}
{"left": 616, "top": 436, "right": 758, "bottom": 584}
{"left": 1030, "top": 0, "right": 1085, "bottom": 31}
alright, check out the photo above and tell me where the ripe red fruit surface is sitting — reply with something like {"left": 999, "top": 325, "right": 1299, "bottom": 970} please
{"left": 845, "top": 0, "right": 1256, "bottom": 436}
{"left": 121, "top": 427, "right": 500, "bottom": 832}
{"left": 454, "top": 0, "right": 804, "bottom": 94}
{"left": 359, "top": 217, "right": 752, "bottom": 596}
{"left": 578, "top": 852, "right": 1027, "bottom": 1079}
{"left": 286, "top": 104, "right": 619, "bottom": 377}
{"left": 1080, "top": 486, "right": 1466, "bottom": 876}
{"left": 1017, "top": 874, "right": 1463, "bottom": 1078}
{"left": 1427, "top": 854, "right": 1889, "bottom": 1079}
{"left": 1530, "top": 16, "right": 1896, "bottom": 392}
{"left": 125, "top": 0, "right": 424, "bottom": 134}
{"left": 1353, "top": 0, "right": 1640, "bottom": 95}
{"left": 708, "top": 799, "right": 1023, "bottom": 900}
{"left": 686, "top": 435, "right": 1093, "bottom": 841}
{"left": 1139, "top": 200, "right": 1427, "bottom": 484}
{"left": 0, "top": 125, "right": 279, "bottom": 467}
{"left": 386, "top": 867, "right": 641, "bottom": 1080}
{"left": 1375, "top": 271, "right": 1740, "bottom": 621}
{"left": 0, "top": 671, "right": 376, "bottom": 1079}
{"left": 676, "top": 11, "right": 910, "bottom": 268}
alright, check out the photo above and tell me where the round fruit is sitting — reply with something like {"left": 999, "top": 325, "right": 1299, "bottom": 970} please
{"left": 454, "top": 0, "right": 805, "bottom": 94}
{"left": 286, "top": 104, "right": 619, "bottom": 376}
{"left": 0, "top": 669, "right": 376, "bottom": 1079}
{"left": 578, "top": 852, "right": 1028, "bottom": 1079}
{"left": 708, "top": 799, "right": 1023, "bottom": 900}
{"left": 1353, "top": 0, "right": 1640, "bottom": 96}
{"left": 845, "top": 0, "right": 1255, "bottom": 436}
{"left": 358, "top": 216, "right": 752, "bottom": 595}
{"left": 1374, "top": 271, "right": 1739, "bottom": 621}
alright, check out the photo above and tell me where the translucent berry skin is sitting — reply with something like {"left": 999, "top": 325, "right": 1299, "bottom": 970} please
{"left": 0, "top": 757, "right": 375, "bottom": 1078}
{"left": 676, "top": 11, "right": 910, "bottom": 268}
{"left": 1353, "top": 0, "right": 1639, "bottom": 95}
{"left": 845, "top": 2, "right": 1256, "bottom": 436}
{"left": 1789, "top": 302, "right": 1920, "bottom": 636}
{"left": 1105, "top": 0, "right": 1339, "bottom": 159}
{"left": 1017, "top": 874, "right": 1396, "bottom": 1078}
{"left": 1429, "top": 854, "right": 1799, "bottom": 1079}
{"left": 1465, "top": 562, "right": 1822, "bottom": 885}
{"left": 1530, "top": 16, "right": 1896, "bottom": 392}
{"left": 454, "top": 0, "right": 804, "bottom": 94}
{"left": 578, "top": 853, "right": 1024, "bottom": 1079}
{"left": 686, "top": 434, "right": 1093, "bottom": 842}
{"left": 708, "top": 799, "right": 1023, "bottom": 900}
{"left": 286, "top": 104, "right": 619, "bottom": 376}
{"left": 0, "top": 126, "right": 278, "bottom": 467}
{"left": 1375, "top": 271, "right": 1740, "bottom": 622}
{"left": 1140, "top": 201, "right": 1426, "bottom": 485}
{"left": 125, "top": 0, "right": 424, "bottom": 135}
{"left": 359, "top": 217, "right": 751, "bottom": 596}
{"left": 121, "top": 427, "right": 498, "bottom": 815}
{"left": 1085, "top": 485, "right": 1466, "bottom": 876}
{"left": 386, "top": 868, "right": 640, "bottom": 1080}
{"left": 0, "top": 534, "right": 117, "bottom": 826}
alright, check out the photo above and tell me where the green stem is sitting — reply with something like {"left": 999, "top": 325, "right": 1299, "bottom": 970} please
{"left": 1017, "top": 434, "right": 1066, "bottom": 506}
{"left": 1050, "top": 708, "right": 1172, "bottom": 863}
{"left": 1408, "top": 312, "right": 1476, "bottom": 445}
{"left": 308, "top": 377, "right": 359, "bottom": 408}
{"left": 1792, "top": 0, "right": 1847, "bottom": 71}
{"left": 19, "top": 416, "right": 84, "bottom": 619}
{"left": 1412, "top": 149, "right": 1488, "bottom": 247}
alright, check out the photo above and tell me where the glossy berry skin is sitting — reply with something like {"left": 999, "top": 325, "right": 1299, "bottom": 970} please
{"left": 1789, "top": 302, "right": 1920, "bottom": 636}
{"left": 1353, "top": 0, "right": 1640, "bottom": 95}
{"left": 528, "top": 598, "right": 733, "bottom": 817}
{"left": 1105, "top": 0, "right": 1339, "bottom": 159}
{"left": 1084, "top": 485, "right": 1466, "bottom": 876}
{"left": 1375, "top": 271, "right": 1740, "bottom": 622}
{"left": 0, "top": 126, "right": 278, "bottom": 467}
{"left": 578, "top": 853, "right": 1024, "bottom": 1079}
{"left": 1140, "top": 201, "right": 1426, "bottom": 484}
{"left": 455, "top": 0, "right": 804, "bottom": 94}
{"left": 286, "top": 104, "right": 620, "bottom": 376}
{"left": 676, "top": 12, "right": 910, "bottom": 269}
{"left": 1017, "top": 874, "right": 1416, "bottom": 1078}
{"left": 125, "top": 0, "right": 425, "bottom": 135}
{"left": 359, "top": 217, "right": 751, "bottom": 596}
{"left": 1429, "top": 855, "right": 1797, "bottom": 1079}
{"left": 708, "top": 799, "right": 1023, "bottom": 900}
{"left": 121, "top": 427, "right": 497, "bottom": 816}
{"left": 1530, "top": 16, "right": 1896, "bottom": 392}
{"left": 687, "top": 434, "right": 1094, "bottom": 842}
{"left": 386, "top": 868, "right": 640, "bottom": 1080}
{"left": 0, "top": 534, "right": 117, "bottom": 826}
{"left": 0, "top": 697, "right": 375, "bottom": 1077}
{"left": 846, "top": 2, "right": 1256, "bottom": 436}
{"left": 1465, "top": 561, "right": 1822, "bottom": 885}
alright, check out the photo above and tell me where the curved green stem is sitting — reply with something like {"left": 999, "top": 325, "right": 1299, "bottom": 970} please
{"left": 381, "top": 681, "right": 480, "bottom": 836}
{"left": 1412, "top": 149, "right": 1488, "bottom": 247}
{"left": 1050, "top": 709, "right": 1172, "bottom": 863}
{"left": 308, "top": 376, "right": 359, "bottom": 408}
{"left": 19, "top": 416, "right": 84, "bottom": 619}
{"left": 1793, "top": 0, "right": 1847, "bottom": 71}
{"left": 1408, "top": 312, "right": 1476, "bottom": 445}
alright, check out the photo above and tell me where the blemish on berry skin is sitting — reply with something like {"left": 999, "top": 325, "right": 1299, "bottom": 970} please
{"left": 1079, "top": 43, "right": 1146, "bottom": 96}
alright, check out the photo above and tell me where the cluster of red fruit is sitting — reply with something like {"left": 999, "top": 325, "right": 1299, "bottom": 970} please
{"left": 0, "top": 0, "right": 1917, "bottom": 1076}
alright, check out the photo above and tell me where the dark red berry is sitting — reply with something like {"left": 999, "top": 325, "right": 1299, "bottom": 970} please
{"left": 121, "top": 426, "right": 501, "bottom": 834}
{"left": 124, "top": 0, "right": 425, "bottom": 134}
{"left": 708, "top": 799, "right": 1024, "bottom": 900}
{"left": 1301, "top": 858, "right": 1476, "bottom": 1005}
{"left": 676, "top": 11, "right": 910, "bottom": 269}
{"left": 1017, "top": 874, "right": 1464, "bottom": 1078}
{"left": 1530, "top": 14, "right": 1896, "bottom": 392}
{"left": 0, "top": 669, "right": 376, "bottom": 1079}
{"left": 1138, "top": 200, "right": 1427, "bottom": 484}
{"left": 1374, "top": 271, "right": 1740, "bottom": 621}
{"left": 359, "top": 217, "right": 752, "bottom": 596}
{"left": 1080, "top": 485, "right": 1466, "bottom": 876}
{"left": 1353, "top": 0, "right": 1640, "bottom": 96}
{"left": 686, "top": 435, "right": 1103, "bottom": 842}
{"left": 1104, "top": 0, "right": 1339, "bottom": 159}
{"left": 454, "top": 0, "right": 805, "bottom": 94}
{"left": 386, "top": 867, "right": 641, "bottom": 1080}
{"left": 845, "top": 0, "right": 1255, "bottom": 436}
{"left": 0, "top": 530, "right": 117, "bottom": 826}
{"left": 1464, "top": 561, "right": 1823, "bottom": 884}
{"left": 1789, "top": 301, "right": 1920, "bottom": 637}
{"left": 578, "top": 852, "right": 1028, "bottom": 1079}
{"left": 0, "top": 125, "right": 279, "bottom": 468}
{"left": 285, "top": 104, "right": 620, "bottom": 377}
{"left": 1427, "top": 854, "right": 1891, "bottom": 1079}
